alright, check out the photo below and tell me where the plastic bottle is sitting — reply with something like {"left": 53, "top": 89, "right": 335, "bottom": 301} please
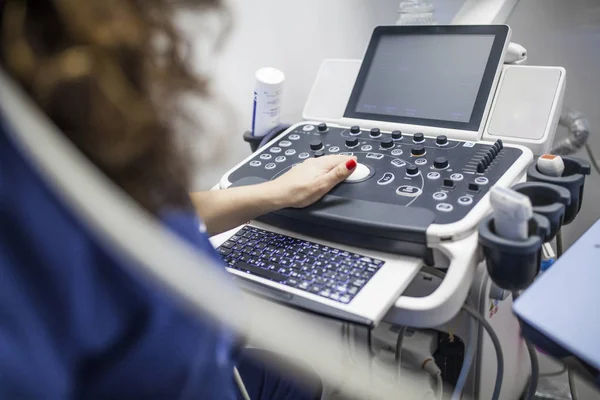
{"left": 396, "top": 0, "right": 437, "bottom": 25}
{"left": 252, "top": 67, "right": 284, "bottom": 137}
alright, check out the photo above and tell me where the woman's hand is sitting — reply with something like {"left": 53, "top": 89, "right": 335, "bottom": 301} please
{"left": 266, "top": 155, "right": 358, "bottom": 209}
{"left": 192, "top": 155, "right": 357, "bottom": 236}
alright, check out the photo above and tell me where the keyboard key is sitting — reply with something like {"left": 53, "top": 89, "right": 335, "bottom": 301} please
{"left": 330, "top": 293, "right": 341, "bottom": 301}
{"left": 309, "top": 285, "right": 322, "bottom": 294}
{"left": 340, "top": 295, "right": 351, "bottom": 304}
{"left": 237, "top": 262, "right": 287, "bottom": 282}
{"left": 230, "top": 235, "right": 241, "bottom": 242}
{"left": 298, "top": 281, "right": 311, "bottom": 290}
{"left": 287, "top": 278, "right": 299, "bottom": 287}
{"left": 217, "top": 247, "right": 232, "bottom": 256}
{"left": 319, "top": 289, "right": 331, "bottom": 298}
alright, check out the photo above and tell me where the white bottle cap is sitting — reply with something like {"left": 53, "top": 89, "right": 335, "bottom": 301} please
{"left": 256, "top": 67, "right": 285, "bottom": 86}
{"left": 537, "top": 154, "right": 565, "bottom": 177}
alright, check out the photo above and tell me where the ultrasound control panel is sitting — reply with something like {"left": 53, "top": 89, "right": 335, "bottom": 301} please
{"left": 222, "top": 122, "right": 528, "bottom": 257}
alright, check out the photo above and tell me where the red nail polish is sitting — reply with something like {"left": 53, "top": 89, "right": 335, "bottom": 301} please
{"left": 346, "top": 159, "right": 357, "bottom": 170}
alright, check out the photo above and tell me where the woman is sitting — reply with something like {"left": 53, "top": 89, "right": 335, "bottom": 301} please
{"left": 0, "top": 1, "right": 357, "bottom": 399}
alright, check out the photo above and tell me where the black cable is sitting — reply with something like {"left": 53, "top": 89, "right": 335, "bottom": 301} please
{"left": 512, "top": 291, "right": 539, "bottom": 400}
{"left": 461, "top": 304, "right": 504, "bottom": 400}
{"left": 556, "top": 229, "right": 564, "bottom": 258}
{"left": 585, "top": 143, "right": 600, "bottom": 177}
{"left": 539, "top": 363, "right": 566, "bottom": 378}
{"left": 524, "top": 341, "right": 540, "bottom": 400}
{"left": 394, "top": 326, "right": 408, "bottom": 364}
{"left": 569, "top": 369, "right": 581, "bottom": 400}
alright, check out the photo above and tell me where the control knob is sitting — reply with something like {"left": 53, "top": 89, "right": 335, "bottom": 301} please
{"left": 411, "top": 145, "right": 426, "bottom": 156}
{"left": 310, "top": 140, "right": 323, "bottom": 151}
{"left": 392, "top": 130, "right": 402, "bottom": 140}
{"left": 345, "top": 137, "right": 359, "bottom": 148}
{"left": 433, "top": 157, "right": 449, "bottom": 169}
{"left": 477, "top": 162, "right": 486, "bottom": 173}
{"left": 413, "top": 132, "right": 425, "bottom": 142}
{"left": 350, "top": 125, "right": 361, "bottom": 134}
{"left": 406, "top": 165, "right": 419, "bottom": 176}
{"left": 370, "top": 128, "right": 381, "bottom": 138}
{"left": 381, "top": 137, "right": 394, "bottom": 149}
{"left": 317, "top": 123, "right": 328, "bottom": 132}
{"left": 436, "top": 135, "right": 448, "bottom": 146}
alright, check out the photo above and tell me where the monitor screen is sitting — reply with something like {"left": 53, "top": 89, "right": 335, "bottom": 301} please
{"left": 344, "top": 26, "right": 509, "bottom": 132}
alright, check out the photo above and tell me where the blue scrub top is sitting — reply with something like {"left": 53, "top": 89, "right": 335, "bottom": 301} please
{"left": 0, "top": 123, "right": 238, "bottom": 399}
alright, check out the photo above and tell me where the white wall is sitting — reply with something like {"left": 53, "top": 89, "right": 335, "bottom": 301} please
{"left": 506, "top": 0, "right": 600, "bottom": 251}
{"left": 191, "top": 0, "right": 401, "bottom": 189}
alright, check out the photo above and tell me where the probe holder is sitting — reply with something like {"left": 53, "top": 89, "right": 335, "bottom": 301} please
{"left": 243, "top": 131, "right": 263, "bottom": 153}
{"left": 243, "top": 124, "right": 292, "bottom": 153}
{"left": 512, "top": 182, "right": 571, "bottom": 242}
{"left": 479, "top": 213, "right": 550, "bottom": 291}
{"left": 526, "top": 156, "right": 590, "bottom": 225}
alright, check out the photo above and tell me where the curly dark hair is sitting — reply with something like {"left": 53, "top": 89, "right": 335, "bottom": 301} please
{"left": 1, "top": 0, "right": 229, "bottom": 213}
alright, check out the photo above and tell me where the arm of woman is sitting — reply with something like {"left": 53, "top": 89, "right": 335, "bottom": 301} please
{"left": 191, "top": 155, "right": 357, "bottom": 236}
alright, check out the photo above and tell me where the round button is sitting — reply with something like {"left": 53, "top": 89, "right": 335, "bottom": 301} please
{"left": 317, "top": 123, "right": 328, "bottom": 132}
{"left": 477, "top": 162, "right": 486, "bottom": 173}
{"left": 436, "top": 203, "right": 454, "bottom": 212}
{"left": 474, "top": 177, "right": 489, "bottom": 185}
{"left": 346, "top": 137, "right": 359, "bottom": 148}
{"left": 450, "top": 173, "right": 464, "bottom": 181}
{"left": 314, "top": 150, "right": 325, "bottom": 158}
{"left": 298, "top": 152, "right": 310, "bottom": 159}
{"left": 381, "top": 137, "right": 394, "bottom": 149}
{"left": 415, "top": 158, "right": 427, "bottom": 166}
{"left": 413, "top": 133, "right": 425, "bottom": 143}
{"left": 396, "top": 185, "right": 422, "bottom": 197}
{"left": 411, "top": 145, "right": 426, "bottom": 156}
{"left": 436, "top": 135, "right": 448, "bottom": 146}
{"left": 406, "top": 165, "right": 419, "bottom": 176}
{"left": 260, "top": 153, "right": 272, "bottom": 160}
{"left": 250, "top": 160, "right": 262, "bottom": 167}
{"left": 279, "top": 141, "right": 292, "bottom": 147}
{"left": 361, "top": 145, "right": 373, "bottom": 151}
{"left": 458, "top": 196, "right": 474, "bottom": 206}
{"left": 329, "top": 146, "right": 340, "bottom": 153}
{"left": 302, "top": 125, "right": 315, "bottom": 132}
{"left": 350, "top": 125, "right": 361, "bottom": 135}
{"left": 433, "top": 192, "right": 448, "bottom": 201}
{"left": 391, "top": 149, "right": 403, "bottom": 156}
{"left": 433, "top": 157, "right": 449, "bottom": 169}
{"left": 310, "top": 140, "right": 323, "bottom": 151}
{"left": 289, "top": 134, "right": 301, "bottom": 140}
{"left": 345, "top": 163, "right": 371, "bottom": 183}
{"left": 265, "top": 163, "right": 276, "bottom": 170}
{"left": 392, "top": 130, "right": 402, "bottom": 140}
{"left": 427, "top": 172, "right": 441, "bottom": 180}
{"left": 285, "top": 149, "right": 296, "bottom": 156}
{"left": 270, "top": 147, "right": 282, "bottom": 154}
{"left": 275, "top": 156, "right": 286, "bottom": 163}
{"left": 370, "top": 128, "right": 381, "bottom": 138}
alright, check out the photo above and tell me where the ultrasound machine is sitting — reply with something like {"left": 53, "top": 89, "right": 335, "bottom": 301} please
{"left": 209, "top": 25, "right": 592, "bottom": 399}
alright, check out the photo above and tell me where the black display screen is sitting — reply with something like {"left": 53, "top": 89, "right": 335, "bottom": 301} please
{"left": 344, "top": 25, "right": 509, "bottom": 131}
